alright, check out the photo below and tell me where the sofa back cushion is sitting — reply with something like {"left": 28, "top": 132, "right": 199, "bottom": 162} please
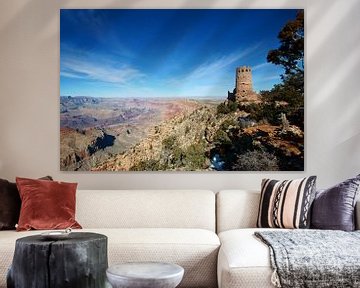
{"left": 76, "top": 190, "right": 216, "bottom": 231}
{"left": 217, "top": 190, "right": 360, "bottom": 233}
{"left": 216, "top": 190, "right": 260, "bottom": 233}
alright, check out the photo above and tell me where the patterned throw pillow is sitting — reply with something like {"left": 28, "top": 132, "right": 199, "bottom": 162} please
{"left": 257, "top": 176, "right": 317, "bottom": 229}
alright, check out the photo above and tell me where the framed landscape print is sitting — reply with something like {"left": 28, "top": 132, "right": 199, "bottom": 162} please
{"left": 60, "top": 9, "right": 304, "bottom": 171}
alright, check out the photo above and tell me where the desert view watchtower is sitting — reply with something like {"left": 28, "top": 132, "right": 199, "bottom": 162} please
{"left": 235, "top": 66, "right": 253, "bottom": 98}
{"left": 228, "top": 66, "right": 260, "bottom": 103}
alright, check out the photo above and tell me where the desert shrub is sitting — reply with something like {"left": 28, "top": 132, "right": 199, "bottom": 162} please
{"left": 227, "top": 100, "right": 238, "bottom": 112}
{"left": 240, "top": 102, "right": 287, "bottom": 125}
{"left": 217, "top": 102, "right": 230, "bottom": 114}
{"left": 184, "top": 143, "right": 206, "bottom": 170}
{"left": 232, "top": 150, "right": 279, "bottom": 171}
{"left": 239, "top": 103, "right": 269, "bottom": 122}
{"left": 239, "top": 103, "right": 286, "bottom": 125}
{"left": 261, "top": 103, "right": 282, "bottom": 125}
{"left": 239, "top": 103, "right": 261, "bottom": 115}
{"left": 130, "top": 159, "right": 161, "bottom": 171}
{"left": 170, "top": 147, "right": 185, "bottom": 166}
{"left": 213, "top": 130, "right": 232, "bottom": 146}
{"left": 287, "top": 107, "right": 304, "bottom": 131}
{"left": 220, "top": 119, "right": 239, "bottom": 130}
{"left": 212, "top": 119, "right": 239, "bottom": 148}
{"left": 217, "top": 101, "right": 238, "bottom": 115}
{"left": 162, "top": 135, "right": 177, "bottom": 150}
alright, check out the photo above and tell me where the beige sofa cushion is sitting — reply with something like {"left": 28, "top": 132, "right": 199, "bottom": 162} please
{"left": 0, "top": 228, "right": 219, "bottom": 288}
{"left": 217, "top": 228, "right": 276, "bottom": 288}
{"left": 76, "top": 190, "right": 216, "bottom": 231}
{"left": 105, "top": 228, "right": 220, "bottom": 288}
{"left": 216, "top": 190, "right": 260, "bottom": 233}
{"left": 216, "top": 191, "right": 360, "bottom": 232}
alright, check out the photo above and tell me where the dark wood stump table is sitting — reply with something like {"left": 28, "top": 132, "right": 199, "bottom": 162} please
{"left": 7, "top": 232, "right": 108, "bottom": 288}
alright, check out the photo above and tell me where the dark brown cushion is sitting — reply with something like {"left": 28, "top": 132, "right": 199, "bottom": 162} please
{"left": 0, "top": 176, "right": 52, "bottom": 230}
{"left": 16, "top": 177, "right": 82, "bottom": 231}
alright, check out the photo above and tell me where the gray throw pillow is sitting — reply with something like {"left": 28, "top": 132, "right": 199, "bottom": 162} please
{"left": 311, "top": 174, "right": 360, "bottom": 231}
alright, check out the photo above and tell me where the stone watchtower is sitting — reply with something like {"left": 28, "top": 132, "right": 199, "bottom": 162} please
{"left": 228, "top": 66, "right": 259, "bottom": 103}
{"left": 235, "top": 66, "right": 253, "bottom": 99}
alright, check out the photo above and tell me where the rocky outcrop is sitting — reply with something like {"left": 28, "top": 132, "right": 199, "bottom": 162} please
{"left": 91, "top": 106, "right": 250, "bottom": 171}
{"left": 91, "top": 102, "right": 304, "bottom": 171}
{"left": 60, "top": 128, "right": 115, "bottom": 170}
{"left": 243, "top": 124, "right": 303, "bottom": 156}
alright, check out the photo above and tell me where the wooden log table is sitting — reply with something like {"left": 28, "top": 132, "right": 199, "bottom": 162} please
{"left": 7, "top": 232, "right": 108, "bottom": 288}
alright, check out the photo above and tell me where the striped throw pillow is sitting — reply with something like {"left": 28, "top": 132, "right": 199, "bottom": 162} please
{"left": 257, "top": 176, "right": 317, "bottom": 229}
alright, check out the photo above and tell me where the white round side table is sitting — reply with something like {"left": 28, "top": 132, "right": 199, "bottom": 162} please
{"left": 106, "top": 262, "right": 184, "bottom": 288}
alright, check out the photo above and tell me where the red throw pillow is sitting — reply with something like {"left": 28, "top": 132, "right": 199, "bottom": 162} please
{"left": 0, "top": 176, "right": 53, "bottom": 230}
{"left": 16, "top": 177, "right": 82, "bottom": 231}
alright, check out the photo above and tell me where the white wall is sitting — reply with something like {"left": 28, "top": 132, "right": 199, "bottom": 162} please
{"left": 0, "top": 0, "right": 359, "bottom": 190}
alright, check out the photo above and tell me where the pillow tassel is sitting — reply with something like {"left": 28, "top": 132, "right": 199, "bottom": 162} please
{"left": 271, "top": 269, "right": 281, "bottom": 287}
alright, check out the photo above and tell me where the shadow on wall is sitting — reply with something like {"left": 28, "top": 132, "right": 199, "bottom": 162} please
{"left": 307, "top": 0, "right": 360, "bottom": 145}
{"left": 0, "top": 0, "right": 67, "bottom": 36}
{"left": 305, "top": 0, "right": 360, "bottom": 183}
{"left": 308, "top": 0, "right": 360, "bottom": 107}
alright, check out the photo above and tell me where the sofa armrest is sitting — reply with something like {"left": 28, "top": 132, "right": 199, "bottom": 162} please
{"left": 356, "top": 200, "right": 360, "bottom": 230}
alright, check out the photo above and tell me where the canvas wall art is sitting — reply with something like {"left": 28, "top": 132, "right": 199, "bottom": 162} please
{"left": 60, "top": 9, "right": 304, "bottom": 171}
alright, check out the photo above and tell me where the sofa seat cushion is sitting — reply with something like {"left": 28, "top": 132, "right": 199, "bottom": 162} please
{"left": 0, "top": 228, "right": 219, "bottom": 288}
{"left": 218, "top": 228, "right": 282, "bottom": 288}
{"left": 102, "top": 228, "right": 220, "bottom": 288}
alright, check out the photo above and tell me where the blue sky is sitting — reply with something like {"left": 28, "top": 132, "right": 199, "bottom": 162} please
{"left": 60, "top": 9, "right": 299, "bottom": 98}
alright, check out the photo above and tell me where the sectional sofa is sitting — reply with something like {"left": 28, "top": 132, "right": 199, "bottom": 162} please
{"left": 0, "top": 189, "right": 359, "bottom": 288}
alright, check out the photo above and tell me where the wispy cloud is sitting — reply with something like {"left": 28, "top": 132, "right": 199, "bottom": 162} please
{"left": 186, "top": 54, "right": 240, "bottom": 80}
{"left": 255, "top": 75, "right": 281, "bottom": 83}
{"left": 61, "top": 58, "right": 145, "bottom": 84}
{"left": 263, "top": 75, "right": 281, "bottom": 81}
{"left": 182, "top": 45, "right": 260, "bottom": 82}
{"left": 252, "top": 62, "right": 272, "bottom": 71}
{"left": 164, "top": 45, "right": 260, "bottom": 96}
{"left": 60, "top": 71, "right": 84, "bottom": 79}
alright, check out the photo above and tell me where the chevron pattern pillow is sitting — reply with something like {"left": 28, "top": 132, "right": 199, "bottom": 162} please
{"left": 257, "top": 176, "right": 317, "bottom": 229}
